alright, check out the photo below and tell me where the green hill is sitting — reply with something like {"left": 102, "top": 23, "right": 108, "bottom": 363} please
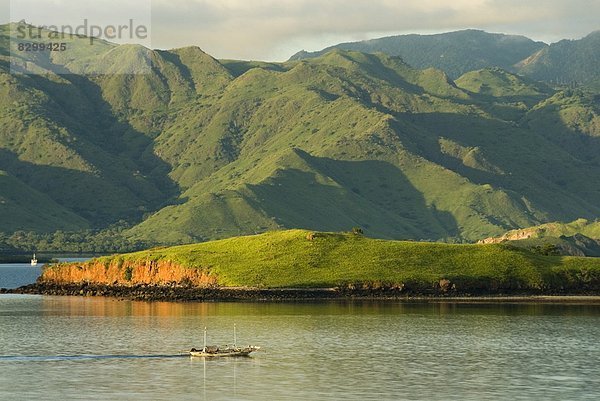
{"left": 0, "top": 170, "right": 89, "bottom": 232}
{"left": 479, "top": 219, "right": 600, "bottom": 257}
{"left": 2, "top": 23, "right": 600, "bottom": 247}
{"left": 456, "top": 68, "right": 551, "bottom": 99}
{"left": 41, "top": 230, "right": 600, "bottom": 293}
{"left": 289, "top": 30, "right": 546, "bottom": 79}
{"left": 517, "top": 31, "right": 600, "bottom": 89}
{"left": 507, "top": 235, "right": 600, "bottom": 258}
{"left": 289, "top": 29, "right": 600, "bottom": 89}
{"left": 483, "top": 219, "right": 600, "bottom": 241}
{"left": 126, "top": 52, "right": 544, "bottom": 243}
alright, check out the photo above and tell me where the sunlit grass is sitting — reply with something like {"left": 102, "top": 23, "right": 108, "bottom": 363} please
{"left": 79, "top": 230, "right": 600, "bottom": 290}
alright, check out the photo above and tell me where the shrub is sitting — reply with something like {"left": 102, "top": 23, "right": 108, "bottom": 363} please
{"left": 180, "top": 276, "right": 193, "bottom": 288}
{"left": 123, "top": 266, "right": 133, "bottom": 281}
{"left": 532, "top": 244, "right": 561, "bottom": 256}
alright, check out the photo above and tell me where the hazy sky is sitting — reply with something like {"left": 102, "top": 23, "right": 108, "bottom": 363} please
{"left": 3, "top": 0, "right": 599, "bottom": 60}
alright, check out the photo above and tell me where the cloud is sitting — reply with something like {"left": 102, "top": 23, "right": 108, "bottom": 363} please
{"left": 150, "top": 0, "right": 600, "bottom": 60}
{"left": 5, "top": 0, "right": 152, "bottom": 46}
{"left": 3, "top": 0, "right": 599, "bottom": 60}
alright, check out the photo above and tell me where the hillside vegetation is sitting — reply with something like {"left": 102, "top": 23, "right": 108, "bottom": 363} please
{"left": 487, "top": 219, "right": 600, "bottom": 240}
{"left": 518, "top": 31, "right": 600, "bottom": 89}
{"left": 291, "top": 29, "right": 600, "bottom": 88}
{"left": 479, "top": 219, "right": 600, "bottom": 257}
{"left": 2, "top": 23, "right": 600, "bottom": 246}
{"left": 40, "top": 230, "right": 600, "bottom": 293}
{"left": 290, "top": 30, "right": 546, "bottom": 79}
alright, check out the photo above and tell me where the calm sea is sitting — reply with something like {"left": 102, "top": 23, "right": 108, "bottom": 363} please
{"left": 0, "top": 259, "right": 91, "bottom": 290}
{"left": 1, "top": 265, "right": 599, "bottom": 400}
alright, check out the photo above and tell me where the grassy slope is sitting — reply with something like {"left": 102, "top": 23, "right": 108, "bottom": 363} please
{"left": 3, "top": 24, "right": 600, "bottom": 246}
{"left": 479, "top": 219, "right": 600, "bottom": 257}
{"left": 71, "top": 230, "right": 600, "bottom": 290}
{"left": 494, "top": 218, "right": 600, "bottom": 240}
{"left": 518, "top": 31, "right": 600, "bottom": 89}
{"left": 289, "top": 30, "right": 546, "bottom": 79}
{"left": 508, "top": 236, "right": 600, "bottom": 258}
{"left": 0, "top": 171, "right": 89, "bottom": 232}
{"left": 130, "top": 51, "right": 600, "bottom": 244}
{"left": 0, "top": 25, "right": 232, "bottom": 229}
{"left": 0, "top": 26, "right": 178, "bottom": 227}
{"left": 456, "top": 68, "right": 551, "bottom": 99}
{"left": 289, "top": 28, "right": 600, "bottom": 89}
{"left": 0, "top": 69, "right": 172, "bottom": 224}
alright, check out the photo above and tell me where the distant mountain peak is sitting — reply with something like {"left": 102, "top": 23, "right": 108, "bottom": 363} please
{"left": 288, "top": 29, "right": 599, "bottom": 88}
{"left": 288, "top": 29, "right": 547, "bottom": 79}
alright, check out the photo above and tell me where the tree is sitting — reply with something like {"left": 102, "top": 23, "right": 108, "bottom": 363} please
{"left": 351, "top": 227, "right": 364, "bottom": 235}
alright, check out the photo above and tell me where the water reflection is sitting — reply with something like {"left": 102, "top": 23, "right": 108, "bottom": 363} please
{"left": 39, "top": 296, "right": 600, "bottom": 318}
{"left": 0, "top": 296, "right": 599, "bottom": 400}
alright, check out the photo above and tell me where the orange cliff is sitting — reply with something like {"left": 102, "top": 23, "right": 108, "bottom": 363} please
{"left": 39, "top": 259, "right": 218, "bottom": 287}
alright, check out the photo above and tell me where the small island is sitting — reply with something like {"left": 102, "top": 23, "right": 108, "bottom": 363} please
{"left": 8, "top": 229, "right": 600, "bottom": 301}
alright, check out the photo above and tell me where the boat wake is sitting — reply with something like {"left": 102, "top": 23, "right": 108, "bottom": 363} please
{"left": 0, "top": 354, "right": 189, "bottom": 362}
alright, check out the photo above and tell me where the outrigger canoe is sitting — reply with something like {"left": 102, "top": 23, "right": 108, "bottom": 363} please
{"left": 189, "top": 325, "right": 260, "bottom": 357}
{"left": 189, "top": 345, "right": 260, "bottom": 358}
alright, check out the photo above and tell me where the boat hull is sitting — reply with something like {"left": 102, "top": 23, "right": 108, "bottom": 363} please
{"left": 189, "top": 346, "right": 260, "bottom": 358}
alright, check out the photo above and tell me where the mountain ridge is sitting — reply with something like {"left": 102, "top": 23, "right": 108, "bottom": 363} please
{"left": 289, "top": 29, "right": 547, "bottom": 78}
{"left": 1, "top": 24, "right": 600, "bottom": 246}
{"left": 289, "top": 29, "right": 600, "bottom": 88}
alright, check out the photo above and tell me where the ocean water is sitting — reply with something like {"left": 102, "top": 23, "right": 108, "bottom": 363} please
{"left": 0, "top": 291, "right": 599, "bottom": 401}
{"left": 0, "top": 263, "right": 42, "bottom": 289}
{"left": 0, "top": 258, "right": 91, "bottom": 290}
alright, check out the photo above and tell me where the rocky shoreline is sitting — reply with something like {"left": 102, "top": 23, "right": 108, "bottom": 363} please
{"left": 2, "top": 283, "right": 600, "bottom": 302}
{"left": 2, "top": 283, "right": 341, "bottom": 301}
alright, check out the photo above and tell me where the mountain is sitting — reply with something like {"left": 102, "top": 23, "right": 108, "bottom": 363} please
{"left": 2, "top": 23, "right": 600, "bottom": 245}
{"left": 517, "top": 31, "right": 600, "bottom": 88}
{"left": 481, "top": 219, "right": 600, "bottom": 242}
{"left": 127, "top": 53, "right": 600, "bottom": 244}
{"left": 290, "top": 29, "right": 600, "bottom": 88}
{"left": 289, "top": 30, "right": 547, "bottom": 79}
{"left": 0, "top": 170, "right": 88, "bottom": 232}
{"left": 455, "top": 68, "right": 551, "bottom": 99}
{"left": 1, "top": 23, "right": 229, "bottom": 227}
{"left": 479, "top": 219, "right": 600, "bottom": 257}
